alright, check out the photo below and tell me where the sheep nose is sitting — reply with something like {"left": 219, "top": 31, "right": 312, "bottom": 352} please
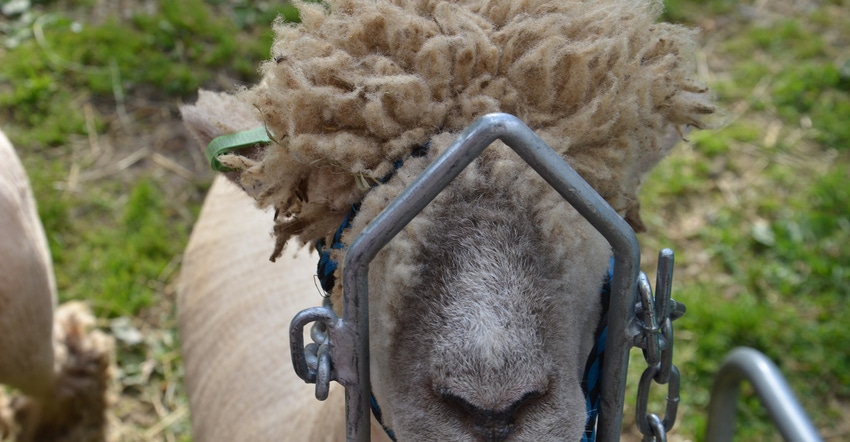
{"left": 441, "top": 390, "right": 542, "bottom": 442}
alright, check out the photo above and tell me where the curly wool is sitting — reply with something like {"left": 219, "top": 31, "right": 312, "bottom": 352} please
{"left": 225, "top": 0, "right": 716, "bottom": 260}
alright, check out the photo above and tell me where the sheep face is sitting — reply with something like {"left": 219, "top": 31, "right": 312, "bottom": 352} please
{"left": 179, "top": 0, "right": 717, "bottom": 436}
{"left": 357, "top": 148, "right": 611, "bottom": 441}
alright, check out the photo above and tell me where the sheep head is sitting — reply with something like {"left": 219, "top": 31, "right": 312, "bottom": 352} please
{"left": 181, "top": 0, "right": 717, "bottom": 439}
{"left": 349, "top": 141, "right": 612, "bottom": 440}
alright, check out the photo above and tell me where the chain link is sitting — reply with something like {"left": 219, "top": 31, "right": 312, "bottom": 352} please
{"left": 643, "top": 414, "right": 668, "bottom": 442}
{"left": 290, "top": 297, "right": 338, "bottom": 401}
{"left": 636, "top": 364, "right": 681, "bottom": 436}
{"left": 634, "top": 249, "right": 684, "bottom": 441}
{"left": 307, "top": 313, "right": 335, "bottom": 401}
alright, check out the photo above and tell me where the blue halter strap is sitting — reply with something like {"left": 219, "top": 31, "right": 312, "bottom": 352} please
{"left": 581, "top": 259, "right": 613, "bottom": 442}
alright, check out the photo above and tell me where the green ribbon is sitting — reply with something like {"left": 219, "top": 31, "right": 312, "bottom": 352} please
{"left": 206, "top": 126, "right": 272, "bottom": 172}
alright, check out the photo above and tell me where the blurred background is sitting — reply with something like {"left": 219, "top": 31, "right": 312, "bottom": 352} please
{"left": 1, "top": 0, "right": 847, "bottom": 440}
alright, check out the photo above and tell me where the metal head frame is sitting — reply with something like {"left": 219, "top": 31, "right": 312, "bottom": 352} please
{"left": 290, "top": 113, "right": 648, "bottom": 441}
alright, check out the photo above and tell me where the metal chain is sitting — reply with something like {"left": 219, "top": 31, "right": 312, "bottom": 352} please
{"left": 291, "top": 297, "right": 337, "bottom": 401}
{"left": 634, "top": 249, "right": 685, "bottom": 441}
{"left": 644, "top": 414, "right": 668, "bottom": 442}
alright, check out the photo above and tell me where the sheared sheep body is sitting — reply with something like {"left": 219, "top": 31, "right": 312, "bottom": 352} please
{"left": 0, "top": 129, "right": 56, "bottom": 399}
{"left": 0, "top": 130, "right": 114, "bottom": 441}
{"left": 180, "top": 0, "right": 716, "bottom": 439}
{"left": 178, "top": 176, "right": 393, "bottom": 441}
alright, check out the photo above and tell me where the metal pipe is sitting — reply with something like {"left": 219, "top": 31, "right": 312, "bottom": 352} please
{"left": 706, "top": 347, "right": 823, "bottom": 442}
{"left": 341, "top": 113, "right": 640, "bottom": 441}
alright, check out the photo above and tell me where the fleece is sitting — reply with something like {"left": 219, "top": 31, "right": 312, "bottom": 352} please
{"left": 182, "top": 0, "right": 717, "bottom": 278}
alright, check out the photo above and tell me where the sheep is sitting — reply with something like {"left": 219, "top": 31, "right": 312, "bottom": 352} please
{"left": 0, "top": 129, "right": 114, "bottom": 441}
{"left": 0, "top": 129, "right": 56, "bottom": 402}
{"left": 178, "top": 174, "right": 392, "bottom": 441}
{"left": 179, "top": 0, "right": 717, "bottom": 439}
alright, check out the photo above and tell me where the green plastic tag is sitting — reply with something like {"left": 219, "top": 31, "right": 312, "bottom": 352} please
{"left": 206, "top": 126, "right": 272, "bottom": 172}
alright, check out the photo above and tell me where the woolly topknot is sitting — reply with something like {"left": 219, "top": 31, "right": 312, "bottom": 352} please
{"left": 222, "top": 0, "right": 716, "bottom": 259}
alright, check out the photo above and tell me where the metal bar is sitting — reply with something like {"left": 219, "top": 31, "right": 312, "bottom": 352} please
{"left": 706, "top": 347, "right": 823, "bottom": 442}
{"left": 340, "top": 113, "right": 640, "bottom": 441}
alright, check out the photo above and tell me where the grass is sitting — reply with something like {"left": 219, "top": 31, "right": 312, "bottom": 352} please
{"left": 1, "top": 1, "right": 289, "bottom": 439}
{"left": 634, "top": 0, "right": 850, "bottom": 439}
{"left": 2, "top": 0, "right": 848, "bottom": 440}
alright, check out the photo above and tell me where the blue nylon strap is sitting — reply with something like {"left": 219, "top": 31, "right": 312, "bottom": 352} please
{"left": 314, "top": 143, "right": 428, "bottom": 440}
{"left": 370, "top": 393, "right": 398, "bottom": 441}
{"left": 581, "top": 258, "right": 614, "bottom": 442}
{"left": 315, "top": 142, "right": 430, "bottom": 294}
{"left": 316, "top": 204, "right": 359, "bottom": 293}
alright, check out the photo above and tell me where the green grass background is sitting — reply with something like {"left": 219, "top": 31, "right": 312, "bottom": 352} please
{"left": 1, "top": 0, "right": 848, "bottom": 440}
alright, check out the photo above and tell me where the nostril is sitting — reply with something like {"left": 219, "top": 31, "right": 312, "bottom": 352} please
{"left": 440, "top": 389, "right": 543, "bottom": 441}
{"left": 508, "top": 390, "right": 543, "bottom": 414}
